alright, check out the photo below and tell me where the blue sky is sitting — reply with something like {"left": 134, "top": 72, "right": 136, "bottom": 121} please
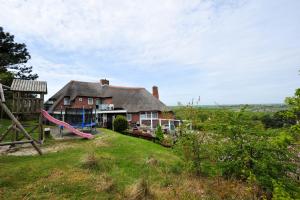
{"left": 0, "top": 0, "right": 299, "bottom": 105}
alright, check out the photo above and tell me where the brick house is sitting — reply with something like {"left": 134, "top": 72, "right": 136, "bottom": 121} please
{"left": 45, "top": 79, "right": 177, "bottom": 130}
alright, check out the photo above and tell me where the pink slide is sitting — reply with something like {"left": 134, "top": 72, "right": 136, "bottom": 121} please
{"left": 41, "top": 110, "right": 94, "bottom": 139}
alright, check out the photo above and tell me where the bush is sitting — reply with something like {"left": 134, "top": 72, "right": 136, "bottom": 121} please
{"left": 155, "top": 125, "right": 164, "bottom": 142}
{"left": 113, "top": 115, "right": 128, "bottom": 133}
{"left": 261, "top": 111, "right": 296, "bottom": 129}
{"left": 211, "top": 109, "right": 299, "bottom": 197}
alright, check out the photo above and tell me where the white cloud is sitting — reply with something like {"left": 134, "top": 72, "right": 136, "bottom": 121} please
{"left": 0, "top": 0, "right": 299, "bottom": 104}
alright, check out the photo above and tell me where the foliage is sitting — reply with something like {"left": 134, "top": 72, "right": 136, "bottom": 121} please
{"left": 285, "top": 88, "right": 300, "bottom": 137}
{"left": 261, "top": 110, "right": 296, "bottom": 129}
{"left": 272, "top": 180, "right": 293, "bottom": 200}
{"left": 211, "top": 108, "right": 299, "bottom": 196}
{"left": 176, "top": 126, "right": 217, "bottom": 176}
{"left": 155, "top": 125, "right": 164, "bottom": 142}
{"left": 0, "top": 26, "right": 38, "bottom": 85}
{"left": 113, "top": 115, "right": 128, "bottom": 133}
{"left": 174, "top": 105, "right": 300, "bottom": 198}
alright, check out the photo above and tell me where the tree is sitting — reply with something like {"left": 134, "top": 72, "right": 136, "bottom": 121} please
{"left": 285, "top": 88, "right": 300, "bottom": 135}
{"left": 0, "top": 27, "right": 38, "bottom": 85}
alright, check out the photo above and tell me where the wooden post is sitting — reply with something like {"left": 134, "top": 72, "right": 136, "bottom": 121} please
{"left": 39, "top": 94, "right": 44, "bottom": 143}
{"left": 150, "top": 112, "right": 153, "bottom": 130}
{"left": 60, "top": 106, "right": 63, "bottom": 138}
{"left": 0, "top": 124, "right": 13, "bottom": 142}
{"left": 0, "top": 100, "right": 42, "bottom": 155}
{"left": 0, "top": 84, "right": 5, "bottom": 102}
{"left": 16, "top": 92, "right": 20, "bottom": 114}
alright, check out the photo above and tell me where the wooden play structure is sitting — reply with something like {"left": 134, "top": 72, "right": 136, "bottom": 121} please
{"left": 0, "top": 79, "right": 47, "bottom": 155}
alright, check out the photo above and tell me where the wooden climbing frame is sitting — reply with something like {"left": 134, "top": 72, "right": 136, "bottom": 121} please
{"left": 0, "top": 79, "right": 47, "bottom": 155}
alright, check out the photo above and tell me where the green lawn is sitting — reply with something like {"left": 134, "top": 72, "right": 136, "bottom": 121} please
{"left": 0, "top": 118, "right": 50, "bottom": 142}
{"left": 0, "top": 128, "right": 251, "bottom": 199}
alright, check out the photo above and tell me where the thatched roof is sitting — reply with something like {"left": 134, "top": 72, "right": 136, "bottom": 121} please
{"left": 47, "top": 80, "right": 170, "bottom": 113}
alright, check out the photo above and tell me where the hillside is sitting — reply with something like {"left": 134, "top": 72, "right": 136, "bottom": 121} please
{"left": 0, "top": 129, "right": 252, "bottom": 199}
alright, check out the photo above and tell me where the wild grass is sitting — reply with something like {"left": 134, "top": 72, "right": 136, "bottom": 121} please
{"left": 0, "top": 128, "right": 253, "bottom": 199}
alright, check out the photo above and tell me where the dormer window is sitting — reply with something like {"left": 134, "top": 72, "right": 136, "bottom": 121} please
{"left": 79, "top": 97, "right": 83, "bottom": 102}
{"left": 64, "top": 97, "right": 70, "bottom": 105}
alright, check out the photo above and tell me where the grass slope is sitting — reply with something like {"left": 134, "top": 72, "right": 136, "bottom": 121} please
{"left": 0, "top": 129, "right": 251, "bottom": 199}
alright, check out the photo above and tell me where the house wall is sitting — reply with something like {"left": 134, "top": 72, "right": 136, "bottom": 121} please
{"left": 131, "top": 113, "right": 140, "bottom": 123}
{"left": 158, "top": 111, "right": 174, "bottom": 119}
{"left": 104, "top": 98, "right": 113, "bottom": 104}
{"left": 53, "top": 96, "right": 113, "bottom": 111}
{"left": 128, "top": 111, "right": 174, "bottom": 124}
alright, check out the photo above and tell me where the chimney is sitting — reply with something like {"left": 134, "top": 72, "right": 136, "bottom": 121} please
{"left": 100, "top": 79, "right": 109, "bottom": 86}
{"left": 152, "top": 86, "right": 159, "bottom": 99}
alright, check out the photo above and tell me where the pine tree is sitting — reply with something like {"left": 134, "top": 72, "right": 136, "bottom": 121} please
{"left": 0, "top": 27, "right": 38, "bottom": 85}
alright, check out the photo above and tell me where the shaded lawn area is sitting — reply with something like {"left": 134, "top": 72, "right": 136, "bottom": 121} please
{"left": 0, "top": 128, "right": 181, "bottom": 199}
{"left": 0, "top": 118, "right": 53, "bottom": 142}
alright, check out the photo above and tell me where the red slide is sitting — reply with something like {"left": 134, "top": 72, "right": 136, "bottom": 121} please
{"left": 41, "top": 110, "right": 94, "bottom": 139}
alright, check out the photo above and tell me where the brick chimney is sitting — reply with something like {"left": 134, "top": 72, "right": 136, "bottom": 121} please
{"left": 152, "top": 86, "right": 159, "bottom": 99}
{"left": 100, "top": 79, "right": 109, "bottom": 85}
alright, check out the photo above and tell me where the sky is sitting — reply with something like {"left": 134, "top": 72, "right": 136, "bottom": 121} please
{"left": 0, "top": 0, "right": 299, "bottom": 105}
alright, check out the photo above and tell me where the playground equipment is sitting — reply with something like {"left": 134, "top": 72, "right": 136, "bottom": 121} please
{"left": 65, "top": 107, "right": 96, "bottom": 130}
{"left": 0, "top": 79, "right": 94, "bottom": 155}
{"left": 0, "top": 79, "right": 47, "bottom": 155}
{"left": 41, "top": 110, "right": 93, "bottom": 139}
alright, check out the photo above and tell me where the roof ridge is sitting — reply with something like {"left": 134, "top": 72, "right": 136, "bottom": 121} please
{"left": 107, "top": 85, "right": 144, "bottom": 89}
{"left": 70, "top": 80, "right": 100, "bottom": 84}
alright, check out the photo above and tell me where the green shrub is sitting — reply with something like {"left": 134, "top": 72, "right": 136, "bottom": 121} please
{"left": 155, "top": 125, "right": 164, "bottom": 142}
{"left": 272, "top": 181, "right": 293, "bottom": 200}
{"left": 211, "top": 108, "right": 299, "bottom": 197}
{"left": 113, "top": 115, "right": 128, "bottom": 133}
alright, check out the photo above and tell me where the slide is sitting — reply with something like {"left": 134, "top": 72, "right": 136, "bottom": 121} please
{"left": 41, "top": 110, "right": 94, "bottom": 139}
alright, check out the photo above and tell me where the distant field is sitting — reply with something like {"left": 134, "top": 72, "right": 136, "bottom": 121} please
{"left": 170, "top": 103, "right": 287, "bottom": 112}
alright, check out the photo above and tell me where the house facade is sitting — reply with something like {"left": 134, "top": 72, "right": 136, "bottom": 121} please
{"left": 45, "top": 79, "right": 177, "bottom": 130}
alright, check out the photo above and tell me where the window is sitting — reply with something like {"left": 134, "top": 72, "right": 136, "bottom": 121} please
{"left": 140, "top": 112, "right": 158, "bottom": 119}
{"left": 146, "top": 112, "right": 151, "bottom": 119}
{"left": 88, "top": 98, "right": 93, "bottom": 105}
{"left": 96, "top": 99, "right": 102, "bottom": 105}
{"left": 64, "top": 97, "right": 70, "bottom": 105}
{"left": 152, "top": 112, "right": 158, "bottom": 119}
{"left": 127, "top": 114, "right": 132, "bottom": 121}
{"left": 79, "top": 97, "right": 83, "bottom": 102}
{"left": 140, "top": 112, "right": 147, "bottom": 119}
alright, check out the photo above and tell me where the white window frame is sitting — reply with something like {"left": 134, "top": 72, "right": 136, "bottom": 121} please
{"left": 79, "top": 97, "right": 83, "bottom": 102}
{"left": 88, "top": 98, "right": 93, "bottom": 105}
{"left": 127, "top": 113, "right": 132, "bottom": 121}
{"left": 64, "top": 97, "right": 70, "bottom": 105}
{"left": 152, "top": 112, "right": 158, "bottom": 119}
{"left": 140, "top": 112, "right": 147, "bottom": 120}
{"left": 140, "top": 112, "right": 158, "bottom": 120}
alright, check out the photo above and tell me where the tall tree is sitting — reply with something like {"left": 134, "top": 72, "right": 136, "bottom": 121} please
{"left": 0, "top": 26, "right": 38, "bottom": 85}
